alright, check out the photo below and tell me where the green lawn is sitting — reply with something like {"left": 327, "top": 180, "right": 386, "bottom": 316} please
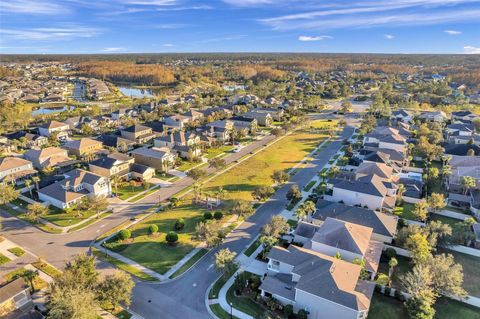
{"left": 170, "top": 248, "right": 208, "bottom": 279}
{"left": 41, "top": 208, "right": 97, "bottom": 227}
{"left": 200, "top": 120, "right": 329, "bottom": 203}
{"left": 1, "top": 205, "right": 62, "bottom": 233}
{"left": 105, "top": 203, "right": 208, "bottom": 275}
{"left": 0, "top": 253, "right": 11, "bottom": 265}
{"left": 4, "top": 268, "right": 48, "bottom": 291}
{"left": 437, "top": 248, "right": 480, "bottom": 297}
{"left": 116, "top": 183, "right": 151, "bottom": 200}
{"left": 429, "top": 214, "right": 461, "bottom": 227}
{"left": 205, "top": 145, "right": 234, "bottom": 159}
{"left": 7, "top": 247, "right": 25, "bottom": 257}
{"left": 127, "top": 186, "right": 159, "bottom": 203}
{"left": 377, "top": 255, "right": 411, "bottom": 290}
{"left": 92, "top": 248, "right": 158, "bottom": 281}
{"left": 303, "top": 180, "right": 317, "bottom": 192}
{"left": 368, "top": 292, "right": 480, "bottom": 319}
{"left": 176, "top": 160, "right": 205, "bottom": 172}
{"left": 226, "top": 274, "right": 267, "bottom": 318}
{"left": 210, "top": 304, "right": 240, "bottom": 319}
{"left": 32, "top": 259, "right": 63, "bottom": 278}
{"left": 244, "top": 238, "right": 261, "bottom": 257}
{"left": 393, "top": 202, "right": 416, "bottom": 220}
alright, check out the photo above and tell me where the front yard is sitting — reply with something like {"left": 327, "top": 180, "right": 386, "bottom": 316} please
{"left": 115, "top": 182, "right": 151, "bottom": 200}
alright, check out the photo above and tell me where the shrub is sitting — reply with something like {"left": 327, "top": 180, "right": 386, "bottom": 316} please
{"left": 297, "top": 309, "right": 308, "bottom": 319}
{"left": 166, "top": 231, "right": 178, "bottom": 244}
{"left": 398, "top": 218, "right": 406, "bottom": 228}
{"left": 384, "top": 287, "right": 391, "bottom": 296}
{"left": 118, "top": 229, "right": 131, "bottom": 241}
{"left": 376, "top": 273, "right": 390, "bottom": 286}
{"left": 213, "top": 211, "right": 223, "bottom": 220}
{"left": 375, "top": 284, "right": 382, "bottom": 292}
{"left": 174, "top": 218, "right": 185, "bottom": 230}
{"left": 284, "top": 304, "right": 294, "bottom": 317}
{"left": 203, "top": 212, "right": 213, "bottom": 220}
{"left": 394, "top": 290, "right": 402, "bottom": 300}
{"left": 149, "top": 224, "right": 159, "bottom": 234}
{"left": 384, "top": 247, "right": 397, "bottom": 259}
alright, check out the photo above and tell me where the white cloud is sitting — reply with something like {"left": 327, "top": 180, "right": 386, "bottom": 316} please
{"left": 0, "top": 0, "right": 68, "bottom": 14}
{"left": 464, "top": 46, "right": 480, "bottom": 54}
{"left": 162, "top": 43, "right": 174, "bottom": 47}
{"left": 156, "top": 24, "right": 189, "bottom": 29}
{"left": 119, "top": 0, "right": 176, "bottom": 6}
{"left": 261, "top": 9, "right": 480, "bottom": 31}
{"left": 0, "top": 26, "right": 102, "bottom": 41}
{"left": 101, "top": 47, "right": 127, "bottom": 52}
{"left": 385, "top": 34, "right": 395, "bottom": 39}
{"left": 444, "top": 30, "right": 462, "bottom": 35}
{"left": 298, "top": 35, "right": 332, "bottom": 41}
{"left": 222, "top": 0, "right": 276, "bottom": 6}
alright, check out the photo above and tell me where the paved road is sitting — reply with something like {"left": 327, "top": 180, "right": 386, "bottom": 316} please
{"left": 130, "top": 123, "right": 356, "bottom": 319}
{"left": 0, "top": 132, "right": 277, "bottom": 269}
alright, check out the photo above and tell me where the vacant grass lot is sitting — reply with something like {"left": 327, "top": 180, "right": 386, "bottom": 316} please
{"left": 105, "top": 203, "right": 210, "bottom": 275}
{"left": 368, "top": 293, "right": 480, "bottom": 319}
{"left": 200, "top": 120, "right": 332, "bottom": 203}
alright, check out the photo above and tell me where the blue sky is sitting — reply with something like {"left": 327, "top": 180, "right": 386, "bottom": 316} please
{"left": 0, "top": 0, "right": 479, "bottom": 54}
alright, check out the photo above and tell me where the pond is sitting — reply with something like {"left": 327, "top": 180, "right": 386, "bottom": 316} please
{"left": 118, "top": 86, "right": 155, "bottom": 98}
{"left": 32, "top": 105, "right": 76, "bottom": 116}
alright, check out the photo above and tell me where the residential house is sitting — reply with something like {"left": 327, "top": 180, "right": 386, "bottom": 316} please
{"left": 306, "top": 218, "right": 383, "bottom": 278}
{"left": 130, "top": 147, "right": 176, "bottom": 172}
{"left": 130, "top": 163, "right": 155, "bottom": 181}
{"left": 63, "top": 138, "right": 103, "bottom": 158}
{"left": 261, "top": 244, "right": 374, "bottom": 319}
{"left": 230, "top": 116, "right": 258, "bottom": 135}
{"left": 38, "top": 120, "right": 69, "bottom": 139}
{"left": 120, "top": 124, "right": 155, "bottom": 144}
{"left": 391, "top": 109, "right": 413, "bottom": 123}
{"left": 255, "top": 107, "right": 284, "bottom": 121}
{"left": 242, "top": 110, "right": 273, "bottom": 127}
{"left": 144, "top": 121, "right": 167, "bottom": 136}
{"left": 311, "top": 199, "right": 398, "bottom": 243}
{"left": 205, "top": 120, "right": 233, "bottom": 142}
{"left": 164, "top": 114, "right": 191, "bottom": 130}
{"left": 23, "top": 146, "right": 73, "bottom": 169}
{"left": 449, "top": 134, "right": 480, "bottom": 146}
{"left": 38, "top": 169, "right": 111, "bottom": 209}
{"left": 446, "top": 123, "right": 474, "bottom": 137}
{"left": 0, "top": 157, "right": 37, "bottom": 184}
{"left": 0, "top": 278, "right": 32, "bottom": 317}
{"left": 154, "top": 131, "right": 201, "bottom": 158}
{"left": 451, "top": 110, "right": 478, "bottom": 123}
{"left": 417, "top": 111, "right": 448, "bottom": 123}
{"left": 89, "top": 153, "right": 135, "bottom": 180}
{"left": 448, "top": 155, "right": 480, "bottom": 193}
{"left": 363, "top": 128, "right": 407, "bottom": 152}
{"left": 324, "top": 174, "right": 397, "bottom": 212}
{"left": 97, "top": 134, "right": 135, "bottom": 152}
{"left": 445, "top": 143, "right": 480, "bottom": 156}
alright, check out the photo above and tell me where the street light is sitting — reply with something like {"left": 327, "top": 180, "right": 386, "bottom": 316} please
{"left": 230, "top": 302, "right": 233, "bottom": 319}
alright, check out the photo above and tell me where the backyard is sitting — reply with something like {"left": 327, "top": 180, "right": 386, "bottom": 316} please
{"left": 392, "top": 202, "right": 416, "bottom": 221}
{"left": 367, "top": 292, "right": 480, "bottom": 319}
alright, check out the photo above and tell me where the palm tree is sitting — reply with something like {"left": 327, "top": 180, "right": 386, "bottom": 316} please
{"left": 396, "top": 184, "right": 405, "bottom": 203}
{"left": 193, "top": 183, "right": 202, "bottom": 203}
{"left": 461, "top": 176, "right": 476, "bottom": 195}
{"left": 111, "top": 175, "right": 121, "bottom": 197}
{"left": 441, "top": 165, "right": 452, "bottom": 189}
{"left": 388, "top": 257, "right": 398, "bottom": 284}
{"left": 31, "top": 176, "right": 40, "bottom": 190}
{"left": 302, "top": 201, "right": 316, "bottom": 217}
{"left": 21, "top": 269, "right": 39, "bottom": 292}
{"left": 295, "top": 206, "right": 307, "bottom": 221}
{"left": 24, "top": 179, "right": 33, "bottom": 198}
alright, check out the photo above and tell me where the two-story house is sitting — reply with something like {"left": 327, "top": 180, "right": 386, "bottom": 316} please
{"left": 63, "top": 138, "right": 103, "bottom": 158}
{"left": 23, "top": 146, "right": 72, "bottom": 169}
{"left": 130, "top": 147, "right": 176, "bottom": 173}
{"left": 0, "top": 157, "right": 37, "bottom": 184}
{"left": 38, "top": 120, "right": 70, "bottom": 140}
{"left": 154, "top": 131, "right": 201, "bottom": 158}
{"left": 324, "top": 174, "right": 397, "bottom": 212}
{"left": 120, "top": 124, "right": 155, "bottom": 144}
{"left": 89, "top": 153, "right": 135, "bottom": 180}
{"left": 38, "top": 169, "right": 111, "bottom": 209}
{"left": 260, "top": 244, "right": 374, "bottom": 319}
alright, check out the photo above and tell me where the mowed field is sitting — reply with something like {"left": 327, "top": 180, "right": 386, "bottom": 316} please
{"left": 199, "top": 120, "right": 335, "bottom": 203}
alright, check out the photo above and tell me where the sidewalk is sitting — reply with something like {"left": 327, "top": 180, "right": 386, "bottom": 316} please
{"left": 217, "top": 271, "right": 254, "bottom": 319}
